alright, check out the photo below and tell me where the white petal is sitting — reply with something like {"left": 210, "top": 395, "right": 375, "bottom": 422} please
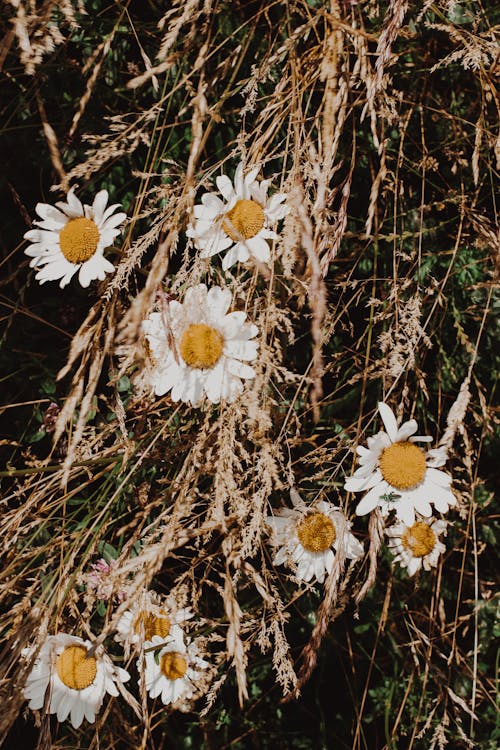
{"left": 35, "top": 258, "right": 76, "bottom": 285}
{"left": 70, "top": 699, "right": 86, "bottom": 729}
{"left": 395, "top": 419, "right": 418, "bottom": 442}
{"left": 101, "top": 211, "right": 126, "bottom": 230}
{"left": 83, "top": 698, "right": 97, "bottom": 723}
{"left": 345, "top": 469, "right": 383, "bottom": 493}
{"left": 413, "top": 495, "right": 432, "bottom": 517}
{"left": 199, "top": 230, "right": 234, "bottom": 255}
{"left": 91, "top": 190, "right": 109, "bottom": 224}
{"left": 223, "top": 338, "right": 258, "bottom": 361}
{"left": 102, "top": 202, "right": 123, "bottom": 222}
{"left": 222, "top": 243, "right": 249, "bottom": 270}
{"left": 426, "top": 468, "right": 452, "bottom": 487}
{"left": 216, "top": 175, "right": 234, "bottom": 202}
{"left": 78, "top": 254, "right": 114, "bottom": 287}
{"left": 35, "top": 202, "right": 66, "bottom": 223}
{"left": 432, "top": 488, "right": 456, "bottom": 513}
{"left": 226, "top": 359, "right": 256, "bottom": 380}
{"left": 55, "top": 692, "right": 73, "bottom": 722}
{"left": 220, "top": 311, "right": 246, "bottom": 339}
{"left": 244, "top": 165, "right": 260, "bottom": 187}
{"left": 152, "top": 362, "right": 182, "bottom": 396}
{"left": 355, "top": 482, "right": 388, "bottom": 516}
{"left": 394, "top": 501, "right": 416, "bottom": 526}
{"left": 378, "top": 402, "right": 398, "bottom": 442}
{"left": 246, "top": 235, "right": 270, "bottom": 263}
{"left": 407, "top": 557, "right": 421, "bottom": 576}
{"left": 206, "top": 286, "right": 232, "bottom": 319}
{"left": 202, "top": 192, "right": 225, "bottom": 212}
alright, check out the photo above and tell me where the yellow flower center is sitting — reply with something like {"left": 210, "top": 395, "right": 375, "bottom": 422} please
{"left": 222, "top": 199, "right": 265, "bottom": 241}
{"left": 161, "top": 651, "right": 188, "bottom": 681}
{"left": 179, "top": 323, "right": 224, "bottom": 369}
{"left": 134, "top": 610, "right": 171, "bottom": 641}
{"left": 402, "top": 522, "right": 436, "bottom": 557}
{"left": 59, "top": 217, "right": 100, "bottom": 263}
{"left": 297, "top": 512, "right": 336, "bottom": 553}
{"left": 379, "top": 441, "right": 427, "bottom": 490}
{"left": 56, "top": 645, "right": 97, "bottom": 690}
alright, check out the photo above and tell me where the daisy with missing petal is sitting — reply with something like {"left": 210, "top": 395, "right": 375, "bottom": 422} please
{"left": 187, "top": 162, "right": 289, "bottom": 270}
{"left": 115, "top": 589, "right": 193, "bottom": 655}
{"left": 266, "top": 490, "right": 364, "bottom": 584}
{"left": 24, "top": 188, "right": 126, "bottom": 288}
{"left": 142, "top": 284, "right": 258, "bottom": 405}
{"left": 23, "top": 633, "right": 129, "bottom": 729}
{"left": 141, "top": 627, "right": 209, "bottom": 706}
{"left": 345, "top": 402, "right": 456, "bottom": 526}
{"left": 386, "top": 517, "right": 447, "bottom": 576}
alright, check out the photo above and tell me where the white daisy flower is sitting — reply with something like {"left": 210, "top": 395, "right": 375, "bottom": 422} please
{"left": 344, "top": 402, "right": 456, "bottom": 526}
{"left": 142, "top": 284, "right": 258, "bottom": 406}
{"left": 266, "top": 490, "right": 364, "bottom": 584}
{"left": 186, "top": 162, "right": 289, "bottom": 270}
{"left": 23, "top": 633, "right": 129, "bottom": 729}
{"left": 24, "top": 188, "right": 126, "bottom": 288}
{"left": 140, "top": 627, "right": 209, "bottom": 706}
{"left": 386, "top": 517, "right": 447, "bottom": 576}
{"left": 115, "top": 589, "right": 193, "bottom": 655}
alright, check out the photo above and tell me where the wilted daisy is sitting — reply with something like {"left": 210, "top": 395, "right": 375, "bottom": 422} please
{"left": 142, "top": 284, "right": 258, "bottom": 405}
{"left": 186, "top": 161, "right": 289, "bottom": 270}
{"left": 23, "top": 633, "right": 129, "bottom": 729}
{"left": 266, "top": 490, "right": 364, "bottom": 584}
{"left": 24, "top": 188, "right": 126, "bottom": 288}
{"left": 140, "top": 627, "right": 209, "bottom": 706}
{"left": 386, "top": 517, "right": 447, "bottom": 576}
{"left": 115, "top": 589, "right": 193, "bottom": 655}
{"left": 345, "top": 402, "right": 456, "bottom": 526}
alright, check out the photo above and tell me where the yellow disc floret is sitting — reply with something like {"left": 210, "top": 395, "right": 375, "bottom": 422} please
{"left": 56, "top": 645, "right": 97, "bottom": 690}
{"left": 402, "top": 522, "right": 436, "bottom": 557}
{"left": 297, "top": 512, "right": 336, "bottom": 553}
{"left": 161, "top": 651, "right": 188, "bottom": 681}
{"left": 179, "top": 323, "right": 224, "bottom": 369}
{"left": 222, "top": 199, "right": 265, "bottom": 241}
{"left": 379, "top": 441, "right": 427, "bottom": 490}
{"left": 134, "top": 610, "right": 171, "bottom": 641}
{"left": 59, "top": 217, "right": 100, "bottom": 263}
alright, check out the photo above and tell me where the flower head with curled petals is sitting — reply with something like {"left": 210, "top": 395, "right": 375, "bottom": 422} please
{"left": 115, "top": 589, "right": 193, "bottom": 656}
{"left": 345, "top": 402, "right": 456, "bottom": 526}
{"left": 187, "top": 162, "right": 289, "bottom": 271}
{"left": 386, "top": 516, "right": 447, "bottom": 576}
{"left": 140, "top": 627, "right": 209, "bottom": 706}
{"left": 142, "top": 284, "right": 258, "bottom": 406}
{"left": 266, "top": 490, "right": 364, "bottom": 584}
{"left": 23, "top": 633, "right": 129, "bottom": 729}
{"left": 24, "top": 188, "right": 126, "bottom": 288}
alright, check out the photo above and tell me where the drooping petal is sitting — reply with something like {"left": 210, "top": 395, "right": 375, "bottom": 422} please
{"left": 355, "top": 483, "right": 388, "bottom": 515}
{"left": 222, "top": 243, "right": 250, "bottom": 270}
{"left": 246, "top": 235, "right": 270, "bottom": 263}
